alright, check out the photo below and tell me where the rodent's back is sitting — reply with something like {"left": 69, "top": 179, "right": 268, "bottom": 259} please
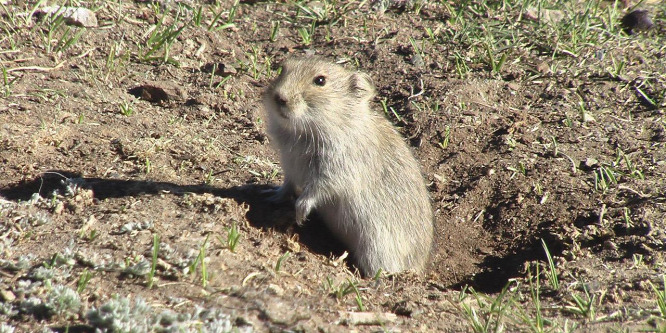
{"left": 320, "top": 120, "right": 433, "bottom": 272}
{"left": 264, "top": 57, "right": 434, "bottom": 275}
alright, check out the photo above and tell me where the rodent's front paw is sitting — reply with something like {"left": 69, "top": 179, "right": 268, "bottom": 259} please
{"left": 262, "top": 186, "right": 292, "bottom": 203}
{"left": 294, "top": 197, "right": 315, "bottom": 225}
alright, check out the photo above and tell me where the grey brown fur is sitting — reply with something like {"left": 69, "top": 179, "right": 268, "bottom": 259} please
{"left": 263, "top": 57, "right": 434, "bottom": 276}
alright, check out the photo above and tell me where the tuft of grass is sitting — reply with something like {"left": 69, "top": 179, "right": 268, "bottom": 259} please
{"left": 270, "top": 21, "right": 280, "bottom": 42}
{"left": 437, "top": 125, "right": 451, "bottom": 149}
{"left": 517, "top": 266, "right": 549, "bottom": 333}
{"left": 507, "top": 161, "right": 527, "bottom": 178}
{"left": 143, "top": 157, "right": 152, "bottom": 174}
{"left": 616, "top": 148, "right": 645, "bottom": 180}
{"left": 458, "top": 282, "right": 512, "bottom": 333}
{"left": 139, "top": 9, "right": 189, "bottom": 65}
{"left": 453, "top": 51, "right": 471, "bottom": 79}
{"left": 593, "top": 165, "right": 617, "bottom": 193}
{"left": 564, "top": 283, "right": 596, "bottom": 320}
{"left": 1, "top": 65, "right": 18, "bottom": 97}
{"left": 409, "top": 37, "right": 425, "bottom": 59}
{"left": 2, "top": 0, "right": 42, "bottom": 27}
{"left": 208, "top": 63, "right": 218, "bottom": 88}
{"left": 631, "top": 254, "right": 645, "bottom": 269}
{"left": 296, "top": 24, "right": 314, "bottom": 46}
{"left": 226, "top": 221, "right": 241, "bottom": 252}
{"left": 188, "top": 234, "right": 211, "bottom": 287}
{"left": 119, "top": 101, "right": 134, "bottom": 116}
{"left": 483, "top": 42, "right": 507, "bottom": 74}
{"left": 77, "top": 269, "right": 93, "bottom": 293}
{"left": 608, "top": 53, "right": 626, "bottom": 79}
{"left": 372, "top": 268, "right": 384, "bottom": 282}
{"left": 208, "top": 7, "right": 225, "bottom": 31}
{"left": 349, "top": 279, "right": 365, "bottom": 311}
{"left": 379, "top": 98, "right": 405, "bottom": 124}
{"left": 247, "top": 45, "right": 263, "bottom": 80}
{"left": 325, "top": 276, "right": 364, "bottom": 310}
{"left": 622, "top": 207, "right": 633, "bottom": 229}
{"left": 274, "top": 251, "right": 290, "bottom": 273}
{"left": 192, "top": 5, "right": 204, "bottom": 27}
{"left": 104, "top": 41, "right": 130, "bottom": 80}
{"left": 650, "top": 275, "right": 666, "bottom": 318}
{"left": 208, "top": 0, "right": 239, "bottom": 31}
{"left": 592, "top": 148, "right": 645, "bottom": 193}
{"left": 147, "top": 234, "right": 160, "bottom": 289}
{"left": 38, "top": 8, "right": 86, "bottom": 56}
{"left": 541, "top": 239, "right": 560, "bottom": 291}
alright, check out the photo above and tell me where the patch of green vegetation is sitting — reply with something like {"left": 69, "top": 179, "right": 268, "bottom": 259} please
{"left": 324, "top": 276, "right": 365, "bottom": 311}
{"left": 274, "top": 250, "right": 290, "bottom": 273}
{"left": 188, "top": 233, "right": 211, "bottom": 287}
{"left": 147, "top": 234, "right": 160, "bottom": 289}
{"left": 226, "top": 220, "right": 241, "bottom": 253}
{"left": 138, "top": 6, "right": 189, "bottom": 64}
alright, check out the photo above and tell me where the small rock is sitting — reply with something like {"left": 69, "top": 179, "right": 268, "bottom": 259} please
{"left": 581, "top": 112, "right": 595, "bottom": 123}
{"left": 0, "top": 289, "right": 16, "bottom": 302}
{"left": 622, "top": 10, "right": 653, "bottom": 35}
{"left": 524, "top": 7, "right": 565, "bottom": 25}
{"left": 136, "top": 230, "right": 153, "bottom": 245}
{"left": 536, "top": 61, "right": 551, "bottom": 74}
{"left": 507, "top": 82, "right": 520, "bottom": 91}
{"left": 392, "top": 300, "right": 423, "bottom": 318}
{"left": 37, "top": 6, "right": 98, "bottom": 27}
{"left": 53, "top": 201, "right": 65, "bottom": 215}
{"left": 157, "top": 258, "right": 172, "bottom": 271}
{"left": 603, "top": 240, "right": 618, "bottom": 251}
{"left": 539, "top": 192, "right": 549, "bottom": 204}
{"left": 343, "top": 311, "right": 397, "bottom": 325}
{"left": 266, "top": 284, "right": 284, "bottom": 296}
{"left": 219, "top": 63, "right": 237, "bottom": 76}
{"left": 636, "top": 280, "right": 651, "bottom": 291}
{"left": 410, "top": 54, "right": 424, "bottom": 67}
{"left": 79, "top": 214, "right": 97, "bottom": 233}
{"left": 584, "top": 158, "right": 599, "bottom": 168}
{"left": 306, "top": 1, "right": 326, "bottom": 17}
{"left": 263, "top": 301, "right": 310, "bottom": 325}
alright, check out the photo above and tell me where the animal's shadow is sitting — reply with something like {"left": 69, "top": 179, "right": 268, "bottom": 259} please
{"left": 1, "top": 171, "right": 570, "bottom": 292}
{"left": 0, "top": 170, "right": 346, "bottom": 261}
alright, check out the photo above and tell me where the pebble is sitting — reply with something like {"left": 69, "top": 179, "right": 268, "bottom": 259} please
{"left": 37, "top": 6, "right": 98, "bottom": 27}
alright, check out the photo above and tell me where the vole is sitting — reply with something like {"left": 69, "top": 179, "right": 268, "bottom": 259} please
{"left": 263, "top": 57, "right": 434, "bottom": 276}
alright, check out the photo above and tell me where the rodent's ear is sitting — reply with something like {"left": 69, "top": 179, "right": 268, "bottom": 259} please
{"left": 349, "top": 72, "right": 376, "bottom": 101}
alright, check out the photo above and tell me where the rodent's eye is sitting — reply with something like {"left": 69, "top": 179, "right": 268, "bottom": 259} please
{"left": 313, "top": 75, "right": 326, "bottom": 86}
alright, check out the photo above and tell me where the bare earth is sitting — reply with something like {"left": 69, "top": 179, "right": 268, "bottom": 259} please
{"left": 1, "top": 1, "right": 665, "bottom": 332}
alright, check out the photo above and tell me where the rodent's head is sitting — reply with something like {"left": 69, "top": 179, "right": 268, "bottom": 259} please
{"left": 264, "top": 57, "right": 375, "bottom": 130}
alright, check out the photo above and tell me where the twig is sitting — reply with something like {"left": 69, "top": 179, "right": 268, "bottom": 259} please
{"left": 6, "top": 61, "right": 66, "bottom": 72}
{"left": 407, "top": 79, "right": 424, "bottom": 100}
{"left": 618, "top": 185, "right": 651, "bottom": 198}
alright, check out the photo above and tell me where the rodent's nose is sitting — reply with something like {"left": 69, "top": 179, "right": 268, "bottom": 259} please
{"left": 274, "top": 93, "right": 288, "bottom": 107}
